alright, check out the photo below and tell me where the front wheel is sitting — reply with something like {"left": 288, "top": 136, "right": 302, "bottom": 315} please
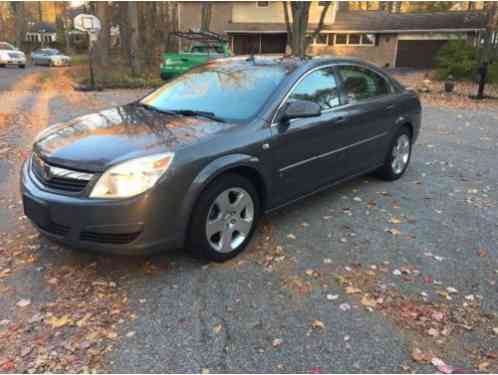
{"left": 19, "top": 64, "right": 25, "bottom": 69}
{"left": 377, "top": 127, "right": 412, "bottom": 181}
{"left": 187, "top": 174, "right": 260, "bottom": 262}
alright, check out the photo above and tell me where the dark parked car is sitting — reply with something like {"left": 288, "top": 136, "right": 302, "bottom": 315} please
{"left": 21, "top": 56, "right": 421, "bottom": 262}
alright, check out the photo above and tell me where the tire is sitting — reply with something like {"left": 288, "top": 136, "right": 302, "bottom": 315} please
{"left": 0, "top": 64, "right": 5, "bottom": 68}
{"left": 377, "top": 126, "right": 412, "bottom": 181}
{"left": 19, "top": 64, "right": 25, "bottom": 69}
{"left": 187, "top": 173, "right": 260, "bottom": 262}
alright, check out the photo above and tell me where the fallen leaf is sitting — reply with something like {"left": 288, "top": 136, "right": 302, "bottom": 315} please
{"left": 46, "top": 315, "right": 72, "bottom": 328}
{"left": 360, "top": 294, "right": 377, "bottom": 308}
{"left": 213, "top": 323, "right": 223, "bottom": 334}
{"left": 339, "top": 303, "right": 351, "bottom": 311}
{"left": 411, "top": 348, "right": 432, "bottom": 363}
{"left": 478, "top": 362, "right": 489, "bottom": 371}
{"left": 431, "top": 312, "right": 444, "bottom": 321}
{"left": 126, "top": 331, "right": 136, "bottom": 338}
{"left": 431, "top": 357, "right": 453, "bottom": 374}
{"left": 446, "top": 287, "right": 458, "bottom": 294}
{"left": 388, "top": 217, "right": 402, "bottom": 224}
{"left": 345, "top": 286, "right": 361, "bottom": 294}
{"left": 272, "top": 338, "right": 283, "bottom": 347}
{"left": 385, "top": 228, "right": 401, "bottom": 236}
{"left": 427, "top": 328, "right": 439, "bottom": 337}
{"left": 287, "top": 233, "right": 296, "bottom": 240}
{"left": 311, "top": 320, "right": 325, "bottom": 329}
{"left": 492, "top": 327, "right": 498, "bottom": 335}
{"left": 16, "top": 299, "right": 31, "bottom": 308}
{"left": 326, "top": 294, "right": 339, "bottom": 301}
{"left": 478, "top": 248, "right": 488, "bottom": 257}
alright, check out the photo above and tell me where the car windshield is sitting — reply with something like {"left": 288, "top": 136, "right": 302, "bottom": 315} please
{"left": 40, "top": 49, "right": 59, "bottom": 55}
{"left": 0, "top": 43, "right": 15, "bottom": 51}
{"left": 140, "top": 61, "right": 292, "bottom": 122}
{"left": 191, "top": 45, "right": 224, "bottom": 54}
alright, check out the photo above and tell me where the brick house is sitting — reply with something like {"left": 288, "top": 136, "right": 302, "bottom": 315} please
{"left": 180, "top": 2, "right": 487, "bottom": 69}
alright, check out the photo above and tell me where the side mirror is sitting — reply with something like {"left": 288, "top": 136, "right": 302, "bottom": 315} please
{"left": 278, "top": 100, "right": 321, "bottom": 123}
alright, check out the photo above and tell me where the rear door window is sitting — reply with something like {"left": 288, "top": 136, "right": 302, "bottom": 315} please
{"left": 337, "top": 65, "right": 391, "bottom": 102}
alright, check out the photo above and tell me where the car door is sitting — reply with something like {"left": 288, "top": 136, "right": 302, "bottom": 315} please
{"left": 270, "top": 66, "right": 351, "bottom": 205}
{"left": 335, "top": 64, "right": 398, "bottom": 175}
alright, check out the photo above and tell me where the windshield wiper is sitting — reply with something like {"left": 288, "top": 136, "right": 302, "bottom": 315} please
{"left": 136, "top": 102, "right": 178, "bottom": 116}
{"left": 172, "top": 109, "right": 226, "bottom": 123}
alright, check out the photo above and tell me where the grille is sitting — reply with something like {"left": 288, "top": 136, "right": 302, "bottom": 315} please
{"left": 31, "top": 154, "right": 92, "bottom": 193}
{"left": 80, "top": 231, "right": 141, "bottom": 245}
{"left": 8, "top": 52, "right": 22, "bottom": 58}
{"left": 39, "top": 221, "right": 71, "bottom": 237}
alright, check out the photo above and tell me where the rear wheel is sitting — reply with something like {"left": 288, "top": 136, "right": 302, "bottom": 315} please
{"left": 187, "top": 174, "right": 260, "bottom": 262}
{"left": 377, "top": 127, "right": 412, "bottom": 181}
{"left": 0, "top": 64, "right": 5, "bottom": 68}
{"left": 19, "top": 64, "right": 25, "bottom": 69}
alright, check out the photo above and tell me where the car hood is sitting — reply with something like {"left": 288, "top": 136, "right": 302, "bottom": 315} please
{"left": 34, "top": 103, "right": 234, "bottom": 172}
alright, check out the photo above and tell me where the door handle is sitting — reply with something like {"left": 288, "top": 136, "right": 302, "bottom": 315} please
{"left": 385, "top": 104, "right": 395, "bottom": 111}
{"left": 333, "top": 116, "right": 347, "bottom": 124}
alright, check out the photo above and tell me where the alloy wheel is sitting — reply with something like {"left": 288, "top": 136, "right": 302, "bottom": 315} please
{"left": 391, "top": 134, "right": 411, "bottom": 175}
{"left": 206, "top": 187, "right": 255, "bottom": 253}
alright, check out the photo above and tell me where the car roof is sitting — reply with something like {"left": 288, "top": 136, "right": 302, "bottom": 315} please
{"left": 208, "top": 54, "right": 375, "bottom": 70}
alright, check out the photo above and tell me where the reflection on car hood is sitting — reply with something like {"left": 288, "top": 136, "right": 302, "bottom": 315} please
{"left": 34, "top": 103, "right": 234, "bottom": 172}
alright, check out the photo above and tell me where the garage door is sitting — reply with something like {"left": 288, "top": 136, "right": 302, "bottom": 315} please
{"left": 396, "top": 40, "right": 448, "bottom": 68}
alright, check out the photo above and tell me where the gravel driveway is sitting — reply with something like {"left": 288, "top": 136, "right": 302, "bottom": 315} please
{"left": 1, "top": 68, "right": 497, "bottom": 373}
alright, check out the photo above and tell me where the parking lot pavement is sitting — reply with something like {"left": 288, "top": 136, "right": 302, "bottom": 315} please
{"left": 1, "top": 71, "right": 497, "bottom": 373}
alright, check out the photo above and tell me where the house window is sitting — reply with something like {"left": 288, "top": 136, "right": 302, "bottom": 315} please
{"left": 328, "top": 33, "right": 335, "bottom": 46}
{"left": 332, "top": 33, "right": 376, "bottom": 47}
{"left": 335, "top": 34, "right": 347, "bottom": 45}
{"left": 256, "top": 1, "right": 269, "bottom": 7}
{"left": 361, "top": 33, "right": 376, "bottom": 45}
{"left": 315, "top": 33, "right": 328, "bottom": 45}
{"left": 349, "top": 34, "right": 361, "bottom": 45}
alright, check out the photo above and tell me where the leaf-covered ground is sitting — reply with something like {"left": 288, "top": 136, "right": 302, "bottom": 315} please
{"left": 0, "top": 66, "right": 497, "bottom": 373}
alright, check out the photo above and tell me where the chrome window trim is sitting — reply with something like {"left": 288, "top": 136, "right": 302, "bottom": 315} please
{"left": 271, "top": 63, "right": 338, "bottom": 127}
{"left": 271, "top": 62, "right": 395, "bottom": 127}
{"left": 278, "top": 131, "right": 388, "bottom": 173}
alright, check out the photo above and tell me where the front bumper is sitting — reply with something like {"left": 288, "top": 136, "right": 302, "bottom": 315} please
{"left": 0, "top": 57, "right": 26, "bottom": 65}
{"left": 20, "top": 160, "right": 182, "bottom": 255}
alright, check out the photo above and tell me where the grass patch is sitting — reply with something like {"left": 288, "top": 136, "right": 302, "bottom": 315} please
{"left": 70, "top": 54, "right": 89, "bottom": 66}
{"left": 71, "top": 66, "right": 163, "bottom": 90}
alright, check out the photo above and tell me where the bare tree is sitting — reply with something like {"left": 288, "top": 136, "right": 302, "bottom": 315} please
{"left": 476, "top": 2, "right": 498, "bottom": 99}
{"left": 127, "top": 1, "right": 142, "bottom": 76}
{"left": 95, "top": 1, "right": 110, "bottom": 66}
{"left": 283, "top": 1, "right": 331, "bottom": 58}
{"left": 201, "top": 3, "right": 212, "bottom": 32}
{"left": 10, "top": 1, "right": 27, "bottom": 48}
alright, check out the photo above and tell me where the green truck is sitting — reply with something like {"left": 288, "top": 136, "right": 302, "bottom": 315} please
{"left": 160, "top": 31, "right": 232, "bottom": 80}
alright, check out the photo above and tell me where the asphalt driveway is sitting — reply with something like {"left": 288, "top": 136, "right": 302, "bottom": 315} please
{"left": 1, "top": 68, "right": 497, "bottom": 373}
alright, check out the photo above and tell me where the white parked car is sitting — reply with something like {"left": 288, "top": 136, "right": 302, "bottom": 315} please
{"left": 31, "top": 48, "right": 71, "bottom": 67}
{"left": 0, "top": 42, "right": 26, "bottom": 68}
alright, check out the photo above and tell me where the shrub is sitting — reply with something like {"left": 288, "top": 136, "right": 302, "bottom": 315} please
{"left": 435, "top": 40, "right": 478, "bottom": 81}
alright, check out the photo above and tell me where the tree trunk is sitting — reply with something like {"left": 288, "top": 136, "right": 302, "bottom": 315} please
{"left": 476, "top": 2, "right": 498, "bottom": 99}
{"left": 201, "top": 3, "right": 212, "bottom": 32}
{"left": 117, "top": 2, "right": 130, "bottom": 62}
{"left": 95, "top": 1, "right": 110, "bottom": 66}
{"left": 127, "top": 1, "right": 142, "bottom": 76}
{"left": 283, "top": 1, "right": 330, "bottom": 58}
{"left": 11, "top": 2, "right": 27, "bottom": 48}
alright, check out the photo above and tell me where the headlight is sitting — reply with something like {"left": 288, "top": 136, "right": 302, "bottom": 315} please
{"left": 90, "top": 153, "right": 174, "bottom": 199}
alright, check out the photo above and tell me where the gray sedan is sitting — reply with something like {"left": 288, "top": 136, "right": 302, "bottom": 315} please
{"left": 21, "top": 56, "right": 421, "bottom": 261}
{"left": 31, "top": 48, "right": 71, "bottom": 67}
